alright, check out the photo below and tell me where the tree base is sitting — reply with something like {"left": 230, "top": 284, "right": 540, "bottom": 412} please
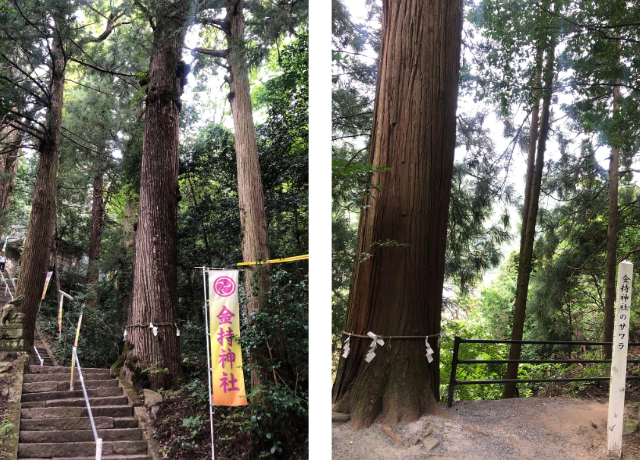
{"left": 333, "top": 351, "right": 450, "bottom": 430}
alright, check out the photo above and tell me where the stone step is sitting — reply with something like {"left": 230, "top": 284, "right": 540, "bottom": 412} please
{"left": 22, "top": 387, "right": 123, "bottom": 402}
{"left": 21, "top": 402, "right": 46, "bottom": 409}
{"left": 23, "top": 379, "right": 119, "bottom": 393}
{"left": 27, "top": 366, "right": 109, "bottom": 375}
{"left": 22, "top": 405, "right": 133, "bottom": 420}
{"left": 24, "top": 373, "right": 113, "bottom": 383}
{"left": 19, "top": 456, "right": 151, "bottom": 460}
{"left": 45, "top": 395, "right": 129, "bottom": 408}
{"left": 18, "top": 440, "right": 147, "bottom": 457}
{"left": 20, "top": 428, "right": 143, "bottom": 443}
{"left": 20, "top": 417, "right": 138, "bottom": 431}
{"left": 21, "top": 396, "right": 129, "bottom": 409}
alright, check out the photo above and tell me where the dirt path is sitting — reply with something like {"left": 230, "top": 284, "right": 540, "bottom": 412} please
{"left": 332, "top": 397, "right": 640, "bottom": 459}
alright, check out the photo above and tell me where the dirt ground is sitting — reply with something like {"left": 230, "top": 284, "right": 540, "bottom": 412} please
{"left": 332, "top": 397, "right": 640, "bottom": 459}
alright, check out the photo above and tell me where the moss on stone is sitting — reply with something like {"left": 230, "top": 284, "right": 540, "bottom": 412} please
{"left": 110, "top": 341, "right": 133, "bottom": 378}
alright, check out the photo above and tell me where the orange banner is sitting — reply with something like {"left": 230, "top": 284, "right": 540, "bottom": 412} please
{"left": 209, "top": 270, "right": 247, "bottom": 406}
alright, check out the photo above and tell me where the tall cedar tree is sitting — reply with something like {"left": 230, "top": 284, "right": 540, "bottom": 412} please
{"left": 194, "top": 0, "right": 306, "bottom": 389}
{"left": 87, "top": 165, "right": 104, "bottom": 284}
{"left": 332, "top": 0, "right": 463, "bottom": 428}
{"left": 225, "top": 0, "right": 270, "bottom": 389}
{"left": 603, "top": 74, "right": 621, "bottom": 358}
{"left": 503, "top": 6, "right": 558, "bottom": 398}
{"left": 2, "top": 4, "right": 121, "bottom": 347}
{"left": 123, "top": 0, "right": 196, "bottom": 389}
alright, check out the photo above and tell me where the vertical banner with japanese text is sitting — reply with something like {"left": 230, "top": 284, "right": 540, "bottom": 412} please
{"left": 209, "top": 270, "right": 247, "bottom": 406}
{"left": 42, "top": 271, "right": 53, "bottom": 300}
{"left": 607, "top": 260, "right": 634, "bottom": 456}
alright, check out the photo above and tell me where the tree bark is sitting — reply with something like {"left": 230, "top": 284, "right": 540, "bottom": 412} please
{"left": 87, "top": 168, "right": 104, "bottom": 284}
{"left": 503, "top": 33, "right": 557, "bottom": 399}
{"left": 123, "top": 1, "right": 195, "bottom": 390}
{"left": 15, "top": 36, "right": 65, "bottom": 347}
{"left": 226, "top": 0, "right": 271, "bottom": 390}
{"left": 602, "top": 78, "right": 621, "bottom": 359}
{"left": 519, "top": 48, "right": 543, "bottom": 257}
{"left": 0, "top": 125, "right": 22, "bottom": 212}
{"left": 332, "top": 0, "right": 463, "bottom": 429}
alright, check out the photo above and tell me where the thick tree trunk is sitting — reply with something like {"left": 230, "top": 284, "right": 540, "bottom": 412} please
{"left": 123, "top": 2, "right": 194, "bottom": 390}
{"left": 226, "top": 0, "right": 271, "bottom": 390}
{"left": 87, "top": 169, "right": 104, "bottom": 283}
{"left": 16, "top": 39, "right": 65, "bottom": 347}
{"left": 503, "top": 35, "right": 557, "bottom": 399}
{"left": 519, "top": 48, "right": 543, "bottom": 257}
{"left": 0, "top": 126, "right": 22, "bottom": 211}
{"left": 602, "top": 79, "right": 621, "bottom": 359}
{"left": 332, "top": 0, "right": 463, "bottom": 429}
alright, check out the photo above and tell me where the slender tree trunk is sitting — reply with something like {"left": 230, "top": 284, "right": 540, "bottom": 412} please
{"left": 332, "top": 0, "right": 464, "bottom": 429}
{"left": 226, "top": 0, "right": 271, "bottom": 390}
{"left": 602, "top": 78, "right": 621, "bottom": 359}
{"left": 187, "top": 175, "right": 212, "bottom": 263}
{"left": 123, "top": 1, "right": 194, "bottom": 390}
{"left": 519, "top": 48, "right": 543, "bottom": 257}
{"left": 16, "top": 37, "right": 65, "bottom": 347}
{"left": 503, "top": 33, "right": 557, "bottom": 399}
{"left": 87, "top": 168, "right": 104, "bottom": 283}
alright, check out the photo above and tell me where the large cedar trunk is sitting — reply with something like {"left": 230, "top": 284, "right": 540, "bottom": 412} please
{"left": 123, "top": 2, "right": 194, "bottom": 390}
{"left": 226, "top": 0, "right": 271, "bottom": 389}
{"left": 332, "top": 0, "right": 463, "bottom": 429}
{"left": 503, "top": 36, "right": 557, "bottom": 399}
{"left": 0, "top": 126, "right": 22, "bottom": 211}
{"left": 15, "top": 38, "right": 65, "bottom": 347}
{"left": 87, "top": 169, "right": 104, "bottom": 283}
{"left": 602, "top": 79, "right": 621, "bottom": 359}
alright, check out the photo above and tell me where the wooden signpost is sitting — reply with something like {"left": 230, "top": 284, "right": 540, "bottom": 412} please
{"left": 607, "top": 260, "right": 633, "bottom": 457}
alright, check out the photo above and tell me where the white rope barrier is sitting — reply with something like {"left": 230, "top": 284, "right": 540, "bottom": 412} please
{"left": 33, "top": 346, "right": 43, "bottom": 366}
{"left": 73, "top": 347, "right": 102, "bottom": 460}
{"left": 0, "top": 271, "right": 13, "bottom": 300}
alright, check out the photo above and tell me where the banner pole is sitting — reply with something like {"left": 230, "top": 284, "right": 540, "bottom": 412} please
{"left": 203, "top": 268, "right": 216, "bottom": 460}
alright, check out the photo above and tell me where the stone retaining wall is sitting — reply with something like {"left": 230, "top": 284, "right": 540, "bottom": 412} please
{"left": 0, "top": 351, "right": 29, "bottom": 460}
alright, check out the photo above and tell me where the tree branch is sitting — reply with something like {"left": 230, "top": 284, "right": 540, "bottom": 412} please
{"left": 532, "top": 2, "right": 640, "bottom": 44}
{"left": 66, "top": 78, "right": 118, "bottom": 97}
{"left": 68, "top": 58, "right": 137, "bottom": 77}
{"left": 133, "top": 0, "right": 156, "bottom": 31}
{"left": 191, "top": 47, "right": 229, "bottom": 59}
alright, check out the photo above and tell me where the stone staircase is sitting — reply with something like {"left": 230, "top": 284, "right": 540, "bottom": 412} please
{"left": 17, "top": 365, "right": 151, "bottom": 459}
{"left": 32, "top": 333, "right": 55, "bottom": 367}
{"left": 4, "top": 264, "right": 152, "bottom": 459}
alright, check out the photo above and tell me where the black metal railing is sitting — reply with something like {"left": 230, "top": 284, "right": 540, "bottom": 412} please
{"left": 447, "top": 335, "right": 640, "bottom": 407}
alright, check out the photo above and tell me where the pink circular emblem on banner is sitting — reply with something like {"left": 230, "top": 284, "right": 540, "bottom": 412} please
{"left": 214, "top": 276, "right": 236, "bottom": 297}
